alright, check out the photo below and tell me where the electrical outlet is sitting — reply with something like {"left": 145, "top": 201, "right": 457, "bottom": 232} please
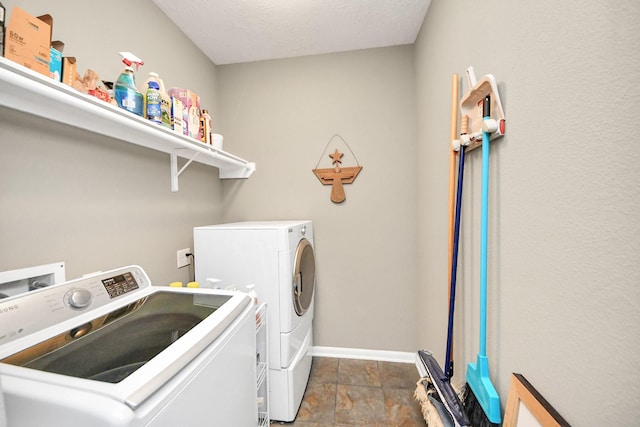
{"left": 177, "top": 248, "right": 191, "bottom": 269}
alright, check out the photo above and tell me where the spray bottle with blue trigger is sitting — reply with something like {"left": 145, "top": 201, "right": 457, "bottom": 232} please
{"left": 114, "top": 52, "right": 144, "bottom": 116}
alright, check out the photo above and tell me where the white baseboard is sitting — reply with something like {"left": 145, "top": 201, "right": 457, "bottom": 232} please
{"left": 311, "top": 346, "right": 415, "bottom": 364}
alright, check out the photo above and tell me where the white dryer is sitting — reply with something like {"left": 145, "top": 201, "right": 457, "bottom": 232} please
{"left": 193, "top": 220, "right": 315, "bottom": 422}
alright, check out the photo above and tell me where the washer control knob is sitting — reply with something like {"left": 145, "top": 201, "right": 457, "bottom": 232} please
{"left": 301, "top": 225, "right": 306, "bottom": 236}
{"left": 66, "top": 289, "right": 92, "bottom": 309}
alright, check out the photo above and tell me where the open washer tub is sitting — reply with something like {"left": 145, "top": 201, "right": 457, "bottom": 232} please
{"left": 0, "top": 265, "right": 257, "bottom": 427}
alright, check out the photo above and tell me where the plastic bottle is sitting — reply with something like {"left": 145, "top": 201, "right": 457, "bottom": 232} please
{"left": 145, "top": 81, "right": 162, "bottom": 124}
{"left": 246, "top": 284, "right": 258, "bottom": 306}
{"left": 245, "top": 284, "right": 260, "bottom": 324}
{"left": 159, "top": 88, "right": 172, "bottom": 129}
{"left": 114, "top": 68, "right": 143, "bottom": 115}
{"left": 0, "top": 2, "right": 6, "bottom": 57}
{"left": 200, "top": 109, "right": 212, "bottom": 144}
{"left": 114, "top": 53, "right": 144, "bottom": 116}
{"left": 139, "top": 72, "right": 158, "bottom": 95}
{"left": 141, "top": 72, "right": 172, "bottom": 129}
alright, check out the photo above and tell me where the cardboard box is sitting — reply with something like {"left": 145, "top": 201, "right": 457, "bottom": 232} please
{"left": 171, "top": 96, "right": 185, "bottom": 136}
{"left": 62, "top": 56, "right": 76, "bottom": 86}
{"left": 4, "top": 6, "right": 51, "bottom": 76}
{"left": 49, "top": 41, "right": 64, "bottom": 81}
{"left": 49, "top": 47, "right": 61, "bottom": 79}
{"left": 168, "top": 87, "right": 201, "bottom": 139}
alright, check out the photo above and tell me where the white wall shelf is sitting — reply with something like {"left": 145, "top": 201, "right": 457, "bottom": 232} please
{"left": 0, "top": 57, "right": 256, "bottom": 191}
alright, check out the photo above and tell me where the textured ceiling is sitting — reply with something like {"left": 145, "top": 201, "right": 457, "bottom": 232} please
{"left": 152, "top": 0, "right": 431, "bottom": 65}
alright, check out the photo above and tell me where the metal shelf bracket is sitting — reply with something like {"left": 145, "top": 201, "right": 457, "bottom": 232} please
{"left": 171, "top": 150, "right": 202, "bottom": 192}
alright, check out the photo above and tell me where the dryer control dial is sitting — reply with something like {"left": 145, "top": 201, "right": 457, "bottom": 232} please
{"left": 301, "top": 225, "right": 307, "bottom": 236}
{"left": 65, "top": 288, "right": 93, "bottom": 309}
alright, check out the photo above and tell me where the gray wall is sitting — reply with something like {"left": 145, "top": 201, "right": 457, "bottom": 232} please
{"left": 217, "top": 47, "right": 419, "bottom": 352}
{"left": 415, "top": 1, "right": 640, "bottom": 426}
{"left": 2, "top": 0, "right": 639, "bottom": 425}
{"left": 1, "top": 0, "right": 225, "bottom": 283}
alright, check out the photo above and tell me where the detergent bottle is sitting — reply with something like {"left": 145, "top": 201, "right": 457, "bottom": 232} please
{"left": 145, "top": 81, "right": 162, "bottom": 124}
{"left": 141, "top": 72, "right": 172, "bottom": 128}
{"left": 114, "top": 52, "right": 144, "bottom": 116}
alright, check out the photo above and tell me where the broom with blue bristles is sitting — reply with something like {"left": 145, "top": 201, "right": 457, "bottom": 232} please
{"left": 461, "top": 94, "right": 501, "bottom": 426}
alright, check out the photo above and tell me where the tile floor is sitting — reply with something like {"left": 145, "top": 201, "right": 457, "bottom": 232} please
{"left": 271, "top": 357, "right": 427, "bottom": 427}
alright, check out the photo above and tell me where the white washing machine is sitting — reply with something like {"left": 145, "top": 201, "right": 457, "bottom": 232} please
{"left": 0, "top": 265, "right": 257, "bottom": 426}
{"left": 194, "top": 221, "right": 315, "bottom": 422}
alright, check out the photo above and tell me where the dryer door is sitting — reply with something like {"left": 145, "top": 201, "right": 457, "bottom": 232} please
{"left": 293, "top": 238, "right": 315, "bottom": 316}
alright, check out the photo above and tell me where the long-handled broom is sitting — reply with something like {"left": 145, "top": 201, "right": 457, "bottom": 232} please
{"left": 416, "top": 74, "right": 470, "bottom": 427}
{"left": 444, "top": 113, "right": 469, "bottom": 381}
{"left": 416, "top": 125, "right": 469, "bottom": 426}
{"left": 445, "top": 72, "right": 459, "bottom": 380}
{"left": 462, "top": 95, "right": 501, "bottom": 426}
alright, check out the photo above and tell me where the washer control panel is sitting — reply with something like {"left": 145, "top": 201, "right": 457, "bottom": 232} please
{"left": 0, "top": 265, "right": 150, "bottom": 352}
{"left": 101, "top": 271, "right": 140, "bottom": 299}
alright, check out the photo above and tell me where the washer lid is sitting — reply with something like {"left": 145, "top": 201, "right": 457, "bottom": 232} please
{"left": 293, "top": 238, "right": 315, "bottom": 316}
{"left": 0, "top": 287, "right": 250, "bottom": 409}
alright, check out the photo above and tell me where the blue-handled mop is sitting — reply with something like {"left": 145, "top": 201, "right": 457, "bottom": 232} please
{"left": 462, "top": 95, "right": 501, "bottom": 426}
